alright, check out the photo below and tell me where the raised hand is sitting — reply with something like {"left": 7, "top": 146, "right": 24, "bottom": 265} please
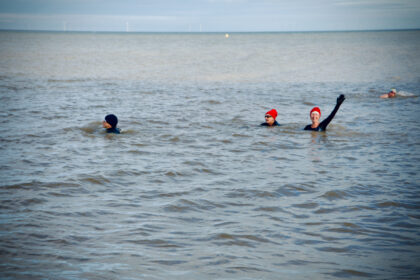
{"left": 337, "top": 94, "right": 345, "bottom": 104}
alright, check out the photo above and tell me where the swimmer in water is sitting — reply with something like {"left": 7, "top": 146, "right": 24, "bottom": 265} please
{"left": 380, "top": 89, "right": 397, "bottom": 99}
{"left": 103, "top": 114, "right": 121, "bottom": 134}
{"left": 304, "top": 94, "right": 345, "bottom": 131}
{"left": 261, "top": 109, "right": 280, "bottom": 126}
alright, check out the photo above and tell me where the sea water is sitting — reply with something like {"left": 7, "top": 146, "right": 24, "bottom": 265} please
{"left": 0, "top": 30, "right": 419, "bottom": 279}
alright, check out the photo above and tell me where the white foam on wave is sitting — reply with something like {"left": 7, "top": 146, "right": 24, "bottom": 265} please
{"left": 396, "top": 91, "right": 416, "bottom": 97}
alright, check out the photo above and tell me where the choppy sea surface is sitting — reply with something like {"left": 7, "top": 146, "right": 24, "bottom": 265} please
{"left": 0, "top": 30, "right": 419, "bottom": 279}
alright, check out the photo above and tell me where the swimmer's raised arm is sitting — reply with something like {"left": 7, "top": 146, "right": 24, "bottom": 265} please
{"left": 318, "top": 94, "right": 345, "bottom": 130}
{"left": 304, "top": 94, "right": 345, "bottom": 131}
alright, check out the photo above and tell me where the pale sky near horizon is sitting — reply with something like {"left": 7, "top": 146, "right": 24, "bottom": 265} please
{"left": 0, "top": 0, "right": 419, "bottom": 32}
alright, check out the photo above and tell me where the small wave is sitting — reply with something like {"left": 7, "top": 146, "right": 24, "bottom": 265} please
{"left": 397, "top": 91, "right": 416, "bottom": 97}
{"left": 79, "top": 175, "right": 110, "bottom": 185}
{"left": 0, "top": 85, "right": 19, "bottom": 91}
{"left": 326, "top": 225, "right": 366, "bottom": 235}
{"left": 1, "top": 181, "right": 80, "bottom": 190}
{"left": 119, "top": 129, "right": 136, "bottom": 134}
{"left": 55, "top": 255, "right": 92, "bottom": 262}
{"left": 70, "top": 211, "right": 96, "bottom": 218}
{"left": 100, "top": 81, "right": 118, "bottom": 87}
{"left": 149, "top": 120, "right": 170, "bottom": 125}
{"left": 304, "top": 222, "right": 323, "bottom": 226}
{"left": 127, "top": 150, "right": 152, "bottom": 155}
{"left": 303, "top": 101, "right": 316, "bottom": 106}
{"left": 127, "top": 239, "right": 181, "bottom": 248}
{"left": 224, "top": 189, "right": 276, "bottom": 199}
{"left": 27, "top": 232, "right": 50, "bottom": 239}
{"left": 77, "top": 122, "right": 100, "bottom": 134}
{"left": 41, "top": 114, "right": 67, "bottom": 120}
{"left": 47, "top": 78, "right": 92, "bottom": 83}
{"left": 0, "top": 203, "right": 15, "bottom": 210}
{"left": 157, "top": 191, "right": 191, "bottom": 198}
{"left": 192, "top": 167, "right": 222, "bottom": 175}
{"left": 163, "top": 198, "right": 225, "bottom": 213}
{"left": 329, "top": 269, "right": 374, "bottom": 278}
{"left": 291, "top": 202, "right": 319, "bottom": 209}
{"left": 48, "top": 238, "right": 75, "bottom": 246}
{"left": 182, "top": 160, "right": 206, "bottom": 167}
{"left": 87, "top": 104, "right": 106, "bottom": 110}
{"left": 152, "top": 260, "right": 187, "bottom": 265}
{"left": 113, "top": 169, "right": 150, "bottom": 176}
{"left": 211, "top": 233, "right": 273, "bottom": 248}
{"left": 169, "top": 136, "right": 180, "bottom": 142}
{"left": 226, "top": 266, "right": 268, "bottom": 273}
{"left": 20, "top": 198, "right": 48, "bottom": 206}
{"left": 164, "top": 201, "right": 195, "bottom": 213}
{"left": 68, "top": 235, "right": 91, "bottom": 243}
{"left": 204, "top": 258, "right": 231, "bottom": 266}
{"left": 391, "top": 221, "right": 418, "bottom": 229}
{"left": 46, "top": 191, "right": 74, "bottom": 197}
{"left": 231, "top": 133, "right": 251, "bottom": 138}
{"left": 276, "top": 184, "right": 316, "bottom": 197}
{"left": 251, "top": 140, "right": 270, "bottom": 147}
{"left": 202, "top": 99, "right": 222, "bottom": 105}
{"left": 132, "top": 143, "right": 148, "bottom": 147}
{"left": 254, "top": 206, "right": 285, "bottom": 212}
{"left": 164, "top": 170, "right": 187, "bottom": 177}
{"left": 316, "top": 246, "right": 350, "bottom": 253}
{"left": 319, "top": 190, "right": 350, "bottom": 201}
{"left": 375, "top": 201, "right": 406, "bottom": 208}
{"left": 214, "top": 221, "right": 239, "bottom": 227}
{"left": 314, "top": 207, "right": 340, "bottom": 214}
{"left": 294, "top": 238, "right": 324, "bottom": 245}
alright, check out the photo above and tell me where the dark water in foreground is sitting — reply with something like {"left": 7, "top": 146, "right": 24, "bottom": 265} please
{"left": 0, "top": 31, "right": 420, "bottom": 279}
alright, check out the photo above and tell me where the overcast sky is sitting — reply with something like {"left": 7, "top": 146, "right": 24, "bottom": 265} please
{"left": 0, "top": 0, "right": 419, "bottom": 32}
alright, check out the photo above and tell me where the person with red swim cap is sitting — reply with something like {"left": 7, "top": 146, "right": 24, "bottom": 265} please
{"left": 304, "top": 94, "right": 345, "bottom": 131}
{"left": 261, "top": 109, "right": 280, "bottom": 126}
{"left": 380, "top": 88, "right": 397, "bottom": 99}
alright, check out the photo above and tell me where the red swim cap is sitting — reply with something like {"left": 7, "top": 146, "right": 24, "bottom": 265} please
{"left": 266, "top": 109, "right": 278, "bottom": 119}
{"left": 310, "top": 107, "right": 321, "bottom": 117}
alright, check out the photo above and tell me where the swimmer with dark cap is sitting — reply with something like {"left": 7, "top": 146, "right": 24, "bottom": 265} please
{"left": 380, "top": 89, "right": 397, "bottom": 99}
{"left": 103, "top": 114, "right": 121, "bottom": 134}
{"left": 261, "top": 109, "right": 280, "bottom": 126}
{"left": 304, "top": 94, "right": 345, "bottom": 131}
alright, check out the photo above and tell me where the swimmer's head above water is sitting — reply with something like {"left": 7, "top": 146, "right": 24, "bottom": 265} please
{"left": 380, "top": 89, "right": 397, "bottom": 99}
{"left": 310, "top": 107, "right": 321, "bottom": 125}
{"left": 389, "top": 89, "right": 397, "bottom": 97}
{"left": 103, "top": 114, "right": 121, "bottom": 134}
{"left": 264, "top": 109, "right": 278, "bottom": 126}
{"left": 103, "top": 114, "right": 118, "bottom": 129}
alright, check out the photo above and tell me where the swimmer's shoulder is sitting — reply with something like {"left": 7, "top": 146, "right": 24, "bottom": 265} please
{"left": 107, "top": 128, "right": 121, "bottom": 134}
{"left": 304, "top": 124, "right": 312, "bottom": 130}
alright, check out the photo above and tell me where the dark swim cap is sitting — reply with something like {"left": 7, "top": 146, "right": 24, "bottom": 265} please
{"left": 105, "top": 114, "right": 118, "bottom": 128}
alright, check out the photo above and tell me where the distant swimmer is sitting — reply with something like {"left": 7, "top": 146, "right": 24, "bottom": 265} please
{"left": 380, "top": 89, "right": 397, "bottom": 99}
{"left": 103, "top": 114, "right": 121, "bottom": 134}
{"left": 304, "top": 94, "right": 345, "bottom": 131}
{"left": 261, "top": 109, "right": 280, "bottom": 126}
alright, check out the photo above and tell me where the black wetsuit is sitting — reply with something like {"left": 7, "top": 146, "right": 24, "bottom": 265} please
{"left": 106, "top": 127, "right": 121, "bottom": 134}
{"left": 261, "top": 121, "right": 280, "bottom": 127}
{"left": 304, "top": 95, "right": 345, "bottom": 131}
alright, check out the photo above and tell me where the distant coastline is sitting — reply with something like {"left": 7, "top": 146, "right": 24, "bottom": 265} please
{"left": 0, "top": 28, "right": 419, "bottom": 34}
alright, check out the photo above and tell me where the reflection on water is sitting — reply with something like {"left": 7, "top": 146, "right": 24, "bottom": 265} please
{"left": 0, "top": 31, "right": 419, "bottom": 279}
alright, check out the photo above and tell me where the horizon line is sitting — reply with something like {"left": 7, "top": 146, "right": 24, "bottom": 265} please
{"left": 0, "top": 28, "right": 419, "bottom": 34}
